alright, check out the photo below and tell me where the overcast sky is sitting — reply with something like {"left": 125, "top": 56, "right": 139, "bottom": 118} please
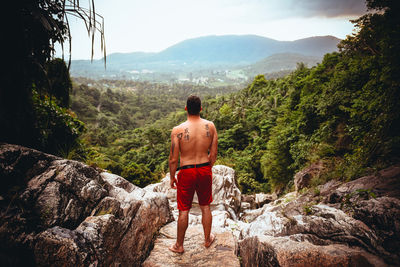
{"left": 58, "top": 0, "right": 367, "bottom": 60}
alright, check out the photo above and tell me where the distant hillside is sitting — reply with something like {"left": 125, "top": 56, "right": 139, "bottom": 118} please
{"left": 155, "top": 35, "right": 281, "bottom": 64}
{"left": 70, "top": 34, "right": 340, "bottom": 82}
{"left": 156, "top": 35, "right": 339, "bottom": 63}
{"left": 242, "top": 53, "right": 322, "bottom": 77}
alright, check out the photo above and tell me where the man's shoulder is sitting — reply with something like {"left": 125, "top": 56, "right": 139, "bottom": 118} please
{"left": 172, "top": 122, "right": 187, "bottom": 132}
{"left": 200, "top": 118, "right": 214, "bottom": 125}
{"left": 200, "top": 118, "right": 215, "bottom": 128}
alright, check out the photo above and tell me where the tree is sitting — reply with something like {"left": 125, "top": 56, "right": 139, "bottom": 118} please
{"left": 45, "top": 58, "right": 72, "bottom": 108}
{"left": 1, "top": 0, "right": 105, "bottom": 149}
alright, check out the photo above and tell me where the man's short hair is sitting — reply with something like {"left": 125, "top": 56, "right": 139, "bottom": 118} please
{"left": 186, "top": 95, "right": 201, "bottom": 115}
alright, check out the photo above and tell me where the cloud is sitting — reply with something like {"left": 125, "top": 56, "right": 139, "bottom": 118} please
{"left": 287, "top": 0, "right": 367, "bottom": 18}
{"left": 60, "top": 0, "right": 363, "bottom": 59}
{"left": 217, "top": 0, "right": 367, "bottom": 25}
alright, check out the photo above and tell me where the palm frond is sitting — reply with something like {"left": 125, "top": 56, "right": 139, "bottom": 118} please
{"left": 59, "top": 0, "right": 106, "bottom": 67}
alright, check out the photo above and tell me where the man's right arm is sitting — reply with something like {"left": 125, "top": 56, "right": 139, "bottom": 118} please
{"left": 169, "top": 127, "right": 181, "bottom": 189}
{"left": 208, "top": 122, "right": 218, "bottom": 166}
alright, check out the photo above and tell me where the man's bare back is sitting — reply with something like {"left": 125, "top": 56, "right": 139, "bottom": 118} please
{"left": 172, "top": 117, "right": 217, "bottom": 167}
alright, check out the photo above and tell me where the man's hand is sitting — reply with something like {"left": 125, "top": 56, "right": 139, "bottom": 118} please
{"left": 170, "top": 176, "right": 178, "bottom": 189}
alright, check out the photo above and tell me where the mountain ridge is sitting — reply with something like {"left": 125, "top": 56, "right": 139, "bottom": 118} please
{"left": 102, "top": 34, "right": 340, "bottom": 63}
{"left": 70, "top": 34, "right": 341, "bottom": 81}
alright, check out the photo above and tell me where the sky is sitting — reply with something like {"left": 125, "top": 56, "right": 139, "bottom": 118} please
{"left": 57, "top": 0, "right": 368, "bottom": 60}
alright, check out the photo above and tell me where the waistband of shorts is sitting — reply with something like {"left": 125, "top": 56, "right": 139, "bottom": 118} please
{"left": 177, "top": 162, "right": 210, "bottom": 171}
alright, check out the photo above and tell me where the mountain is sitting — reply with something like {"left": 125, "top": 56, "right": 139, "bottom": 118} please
{"left": 154, "top": 35, "right": 282, "bottom": 64}
{"left": 155, "top": 35, "right": 339, "bottom": 64}
{"left": 242, "top": 53, "right": 322, "bottom": 77}
{"left": 70, "top": 34, "right": 340, "bottom": 81}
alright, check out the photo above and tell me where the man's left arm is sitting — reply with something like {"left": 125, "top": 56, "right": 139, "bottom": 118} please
{"left": 169, "top": 127, "right": 180, "bottom": 189}
{"left": 208, "top": 122, "right": 218, "bottom": 166}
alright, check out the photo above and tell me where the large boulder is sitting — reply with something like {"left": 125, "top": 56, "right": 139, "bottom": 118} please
{"left": 145, "top": 165, "right": 242, "bottom": 230}
{"left": 143, "top": 165, "right": 242, "bottom": 265}
{"left": 142, "top": 222, "right": 240, "bottom": 267}
{"left": 146, "top": 165, "right": 241, "bottom": 212}
{"left": 0, "top": 143, "right": 173, "bottom": 266}
{"left": 239, "top": 235, "right": 387, "bottom": 267}
{"left": 237, "top": 164, "right": 400, "bottom": 267}
{"left": 240, "top": 193, "right": 276, "bottom": 210}
{"left": 294, "top": 161, "right": 324, "bottom": 192}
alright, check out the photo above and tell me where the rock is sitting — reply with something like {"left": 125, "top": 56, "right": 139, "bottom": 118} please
{"left": 142, "top": 222, "right": 240, "bottom": 267}
{"left": 351, "top": 197, "right": 400, "bottom": 263}
{"left": 142, "top": 165, "right": 242, "bottom": 266}
{"left": 240, "top": 193, "right": 275, "bottom": 210}
{"left": 146, "top": 165, "right": 241, "bottom": 214}
{"left": 210, "top": 165, "right": 241, "bottom": 213}
{"left": 320, "top": 164, "right": 400, "bottom": 264}
{"left": 238, "top": 201, "right": 392, "bottom": 266}
{"left": 238, "top": 235, "right": 388, "bottom": 267}
{"left": 237, "top": 164, "right": 400, "bottom": 266}
{"left": 294, "top": 161, "right": 324, "bottom": 191}
{"left": 254, "top": 193, "right": 275, "bottom": 208}
{"left": 241, "top": 202, "right": 251, "bottom": 210}
{"left": 0, "top": 143, "right": 173, "bottom": 266}
{"left": 2, "top": 142, "right": 400, "bottom": 267}
{"left": 323, "top": 165, "right": 400, "bottom": 202}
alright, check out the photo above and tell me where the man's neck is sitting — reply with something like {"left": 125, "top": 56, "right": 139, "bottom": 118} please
{"left": 187, "top": 114, "right": 201, "bottom": 121}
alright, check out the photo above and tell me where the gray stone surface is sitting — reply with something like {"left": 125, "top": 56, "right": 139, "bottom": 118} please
{"left": 2, "top": 143, "right": 400, "bottom": 267}
{"left": 142, "top": 223, "right": 240, "bottom": 267}
{"left": 0, "top": 143, "right": 173, "bottom": 266}
{"left": 237, "top": 164, "right": 400, "bottom": 266}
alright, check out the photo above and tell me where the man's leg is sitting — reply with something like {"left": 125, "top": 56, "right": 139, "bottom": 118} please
{"left": 170, "top": 209, "right": 189, "bottom": 253}
{"left": 199, "top": 204, "right": 215, "bottom": 247}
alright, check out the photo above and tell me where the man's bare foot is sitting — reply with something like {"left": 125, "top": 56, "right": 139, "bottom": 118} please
{"left": 169, "top": 243, "right": 184, "bottom": 254}
{"left": 204, "top": 233, "right": 216, "bottom": 248}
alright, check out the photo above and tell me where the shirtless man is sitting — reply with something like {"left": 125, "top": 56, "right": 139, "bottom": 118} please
{"left": 168, "top": 95, "right": 218, "bottom": 254}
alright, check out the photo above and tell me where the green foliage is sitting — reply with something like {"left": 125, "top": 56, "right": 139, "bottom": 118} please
{"left": 121, "top": 163, "right": 159, "bottom": 187}
{"left": 69, "top": 78, "right": 239, "bottom": 187}
{"left": 32, "top": 90, "right": 85, "bottom": 155}
{"left": 1, "top": 0, "right": 103, "bottom": 149}
{"left": 64, "top": 0, "right": 400, "bottom": 192}
{"left": 202, "top": 0, "right": 399, "bottom": 193}
{"left": 303, "top": 204, "right": 314, "bottom": 216}
{"left": 45, "top": 58, "right": 72, "bottom": 108}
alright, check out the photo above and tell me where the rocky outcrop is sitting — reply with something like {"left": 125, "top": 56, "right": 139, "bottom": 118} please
{"left": 294, "top": 161, "right": 324, "bottom": 191}
{"left": 142, "top": 222, "right": 240, "bottom": 267}
{"left": 241, "top": 193, "right": 276, "bottom": 210}
{"left": 2, "top": 142, "right": 400, "bottom": 267}
{"left": 239, "top": 235, "right": 387, "bottom": 267}
{"left": 143, "top": 163, "right": 400, "bottom": 267}
{"left": 143, "top": 165, "right": 242, "bottom": 266}
{"left": 147, "top": 165, "right": 241, "bottom": 212}
{"left": 145, "top": 165, "right": 242, "bottom": 229}
{"left": 0, "top": 143, "right": 173, "bottom": 266}
{"left": 238, "top": 164, "right": 400, "bottom": 267}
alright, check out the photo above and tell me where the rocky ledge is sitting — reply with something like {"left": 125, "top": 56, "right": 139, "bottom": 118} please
{"left": 237, "top": 164, "right": 400, "bottom": 267}
{"left": 1, "top": 143, "right": 399, "bottom": 267}
{"left": 0, "top": 143, "right": 173, "bottom": 266}
{"left": 144, "top": 162, "right": 400, "bottom": 266}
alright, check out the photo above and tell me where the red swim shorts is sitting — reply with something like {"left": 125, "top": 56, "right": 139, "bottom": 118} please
{"left": 177, "top": 165, "right": 213, "bottom": 211}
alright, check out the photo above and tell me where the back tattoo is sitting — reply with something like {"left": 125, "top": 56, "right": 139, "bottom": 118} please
{"left": 184, "top": 128, "right": 189, "bottom": 141}
{"left": 205, "top": 124, "right": 210, "bottom": 138}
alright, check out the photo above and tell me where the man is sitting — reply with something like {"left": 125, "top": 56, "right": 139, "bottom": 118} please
{"left": 168, "top": 95, "right": 218, "bottom": 254}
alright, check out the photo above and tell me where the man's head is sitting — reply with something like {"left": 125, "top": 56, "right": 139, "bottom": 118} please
{"left": 186, "top": 95, "right": 201, "bottom": 115}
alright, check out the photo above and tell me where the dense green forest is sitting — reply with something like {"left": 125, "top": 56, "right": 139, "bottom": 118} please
{"left": 2, "top": 0, "right": 399, "bottom": 195}
{"left": 67, "top": 0, "right": 400, "bottom": 193}
{"left": 68, "top": 78, "right": 240, "bottom": 186}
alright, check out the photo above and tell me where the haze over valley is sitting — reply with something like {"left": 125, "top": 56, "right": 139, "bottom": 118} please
{"left": 71, "top": 34, "right": 340, "bottom": 86}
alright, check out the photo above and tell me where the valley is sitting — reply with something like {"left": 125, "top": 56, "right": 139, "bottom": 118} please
{"left": 70, "top": 35, "right": 339, "bottom": 85}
